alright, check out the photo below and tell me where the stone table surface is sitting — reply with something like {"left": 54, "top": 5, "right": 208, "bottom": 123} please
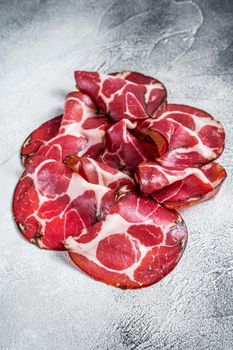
{"left": 0, "top": 1, "right": 232, "bottom": 349}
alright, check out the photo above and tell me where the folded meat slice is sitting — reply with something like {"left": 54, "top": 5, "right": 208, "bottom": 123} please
{"left": 99, "top": 119, "right": 157, "bottom": 173}
{"left": 64, "top": 155, "right": 135, "bottom": 195}
{"left": 135, "top": 162, "right": 226, "bottom": 208}
{"left": 66, "top": 193, "right": 188, "bottom": 289}
{"left": 14, "top": 154, "right": 135, "bottom": 250}
{"left": 75, "top": 71, "right": 167, "bottom": 121}
{"left": 21, "top": 115, "right": 62, "bottom": 166}
{"left": 13, "top": 92, "right": 111, "bottom": 249}
{"left": 20, "top": 92, "right": 108, "bottom": 165}
{"left": 13, "top": 159, "right": 117, "bottom": 250}
{"left": 136, "top": 104, "right": 225, "bottom": 168}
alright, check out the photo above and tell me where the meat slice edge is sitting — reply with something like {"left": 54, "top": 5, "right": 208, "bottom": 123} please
{"left": 75, "top": 71, "right": 167, "bottom": 121}
{"left": 13, "top": 92, "right": 111, "bottom": 249}
{"left": 135, "top": 104, "right": 225, "bottom": 168}
{"left": 21, "top": 115, "right": 62, "bottom": 166}
{"left": 66, "top": 193, "right": 188, "bottom": 289}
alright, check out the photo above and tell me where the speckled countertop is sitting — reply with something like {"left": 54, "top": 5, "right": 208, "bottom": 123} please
{"left": 0, "top": 1, "right": 232, "bottom": 349}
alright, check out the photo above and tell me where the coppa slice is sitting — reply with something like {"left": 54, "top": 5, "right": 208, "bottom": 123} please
{"left": 13, "top": 92, "right": 111, "bottom": 249}
{"left": 64, "top": 155, "right": 135, "bottom": 195}
{"left": 20, "top": 91, "right": 109, "bottom": 165}
{"left": 136, "top": 161, "right": 226, "bottom": 194}
{"left": 66, "top": 193, "right": 188, "bottom": 289}
{"left": 32, "top": 92, "right": 109, "bottom": 161}
{"left": 100, "top": 119, "right": 157, "bottom": 173}
{"left": 13, "top": 158, "right": 117, "bottom": 250}
{"left": 13, "top": 155, "right": 135, "bottom": 250}
{"left": 136, "top": 104, "right": 225, "bottom": 168}
{"left": 21, "top": 115, "right": 62, "bottom": 166}
{"left": 149, "top": 162, "right": 227, "bottom": 208}
{"left": 75, "top": 71, "right": 167, "bottom": 121}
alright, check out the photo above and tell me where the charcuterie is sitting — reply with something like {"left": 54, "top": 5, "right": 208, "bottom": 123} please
{"left": 13, "top": 71, "right": 226, "bottom": 288}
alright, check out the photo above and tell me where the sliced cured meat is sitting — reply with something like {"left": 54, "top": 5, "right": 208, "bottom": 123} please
{"left": 75, "top": 71, "right": 167, "bottom": 121}
{"left": 13, "top": 69, "right": 227, "bottom": 289}
{"left": 136, "top": 104, "right": 225, "bottom": 168}
{"left": 135, "top": 161, "right": 225, "bottom": 193}
{"left": 13, "top": 92, "right": 111, "bottom": 249}
{"left": 100, "top": 119, "right": 157, "bottom": 173}
{"left": 13, "top": 159, "right": 117, "bottom": 250}
{"left": 14, "top": 154, "right": 135, "bottom": 250}
{"left": 139, "top": 162, "right": 227, "bottom": 208}
{"left": 21, "top": 92, "right": 109, "bottom": 165}
{"left": 66, "top": 193, "right": 188, "bottom": 289}
{"left": 21, "top": 115, "right": 62, "bottom": 166}
{"left": 64, "top": 155, "right": 135, "bottom": 195}
{"left": 33, "top": 91, "right": 109, "bottom": 161}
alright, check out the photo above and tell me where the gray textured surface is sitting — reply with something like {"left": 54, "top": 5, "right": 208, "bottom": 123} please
{"left": 0, "top": 1, "right": 233, "bottom": 349}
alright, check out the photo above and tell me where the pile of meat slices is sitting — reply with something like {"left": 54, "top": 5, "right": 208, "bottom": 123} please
{"left": 13, "top": 71, "right": 226, "bottom": 289}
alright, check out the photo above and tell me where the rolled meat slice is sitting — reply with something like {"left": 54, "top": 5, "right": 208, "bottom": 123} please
{"left": 66, "top": 193, "right": 188, "bottom": 289}
{"left": 75, "top": 71, "right": 167, "bottom": 121}
{"left": 136, "top": 104, "right": 225, "bottom": 168}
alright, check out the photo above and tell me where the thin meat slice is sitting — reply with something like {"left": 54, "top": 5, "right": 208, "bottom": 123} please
{"left": 141, "top": 162, "right": 226, "bottom": 208}
{"left": 64, "top": 155, "right": 135, "bottom": 195}
{"left": 66, "top": 193, "right": 188, "bottom": 289}
{"left": 13, "top": 159, "right": 117, "bottom": 250}
{"left": 136, "top": 104, "right": 225, "bottom": 168}
{"left": 21, "top": 115, "right": 62, "bottom": 166}
{"left": 13, "top": 92, "right": 111, "bottom": 249}
{"left": 33, "top": 92, "right": 109, "bottom": 161}
{"left": 100, "top": 119, "right": 157, "bottom": 173}
{"left": 75, "top": 71, "right": 167, "bottom": 121}
{"left": 21, "top": 92, "right": 109, "bottom": 165}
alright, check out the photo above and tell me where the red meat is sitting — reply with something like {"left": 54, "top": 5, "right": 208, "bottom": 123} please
{"left": 21, "top": 115, "right": 62, "bottom": 166}
{"left": 13, "top": 92, "right": 114, "bottom": 249}
{"left": 13, "top": 70, "right": 227, "bottom": 289}
{"left": 100, "top": 118, "right": 157, "bottom": 173}
{"left": 136, "top": 161, "right": 227, "bottom": 208}
{"left": 136, "top": 104, "right": 225, "bottom": 168}
{"left": 64, "top": 155, "right": 135, "bottom": 195}
{"left": 66, "top": 193, "right": 188, "bottom": 289}
{"left": 75, "top": 71, "right": 167, "bottom": 121}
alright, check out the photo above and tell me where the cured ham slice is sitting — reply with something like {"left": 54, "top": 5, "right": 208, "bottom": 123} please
{"left": 13, "top": 69, "right": 227, "bottom": 289}
{"left": 149, "top": 162, "right": 227, "bottom": 208}
{"left": 66, "top": 193, "right": 188, "bottom": 289}
{"left": 100, "top": 119, "right": 157, "bottom": 173}
{"left": 21, "top": 92, "right": 109, "bottom": 166}
{"left": 13, "top": 92, "right": 111, "bottom": 249}
{"left": 64, "top": 155, "right": 135, "bottom": 195}
{"left": 13, "top": 155, "right": 133, "bottom": 250}
{"left": 75, "top": 71, "right": 167, "bottom": 121}
{"left": 21, "top": 115, "right": 62, "bottom": 166}
{"left": 136, "top": 104, "right": 225, "bottom": 168}
{"left": 13, "top": 159, "right": 118, "bottom": 250}
{"left": 136, "top": 161, "right": 226, "bottom": 193}
{"left": 30, "top": 92, "right": 109, "bottom": 161}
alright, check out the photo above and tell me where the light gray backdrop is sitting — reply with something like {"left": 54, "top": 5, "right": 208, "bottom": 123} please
{"left": 0, "top": 0, "right": 232, "bottom": 349}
